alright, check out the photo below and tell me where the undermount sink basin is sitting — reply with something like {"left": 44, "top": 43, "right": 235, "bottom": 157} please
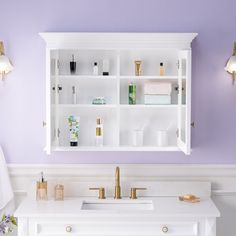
{"left": 81, "top": 200, "right": 154, "bottom": 211}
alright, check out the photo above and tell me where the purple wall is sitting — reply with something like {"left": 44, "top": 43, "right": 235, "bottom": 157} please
{"left": 0, "top": 0, "right": 236, "bottom": 164}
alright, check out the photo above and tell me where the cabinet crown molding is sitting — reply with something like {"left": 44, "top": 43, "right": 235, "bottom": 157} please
{"left": 39, "top": 32, "right": 198, "bottom": 49}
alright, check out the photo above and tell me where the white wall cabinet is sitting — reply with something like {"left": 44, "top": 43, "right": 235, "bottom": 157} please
{"left": 40, "top": 33, "right": 197, "bottom": 154}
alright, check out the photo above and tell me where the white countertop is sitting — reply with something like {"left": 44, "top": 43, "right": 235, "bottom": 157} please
{"left": 14, "top": 197, "right": 220, "bottom": 218}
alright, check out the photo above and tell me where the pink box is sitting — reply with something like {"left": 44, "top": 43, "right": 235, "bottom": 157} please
{"left": 144, "top": 82, "right": 172, "bottom": 95}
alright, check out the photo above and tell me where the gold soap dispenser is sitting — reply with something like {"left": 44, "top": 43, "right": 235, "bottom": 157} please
{"left": 36, "top": 172, "right": 48, "bottom": 201}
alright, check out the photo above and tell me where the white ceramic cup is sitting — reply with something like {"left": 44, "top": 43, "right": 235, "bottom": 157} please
{"left": 157, "top": 130, "right": 168, "bottom": 147}
{"left": 133, "top": 130, "right": 143, "bottom": 146}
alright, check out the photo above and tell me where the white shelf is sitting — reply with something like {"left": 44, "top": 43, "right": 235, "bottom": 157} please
{"left": 54, "top": 104, "right": 117, "bottom": 108}
{"left": 120, "top": 104, "right": 179, "bottom": 108}
{"left": 52, "top": 146, "right": 180, "bottom": 152}
{"left": 120, "top": 75, "right": 185, "bottom": 80}
{"left": 53, "top": 75, "right": 186, "bottom": 81}
{"left": 54, "top": 104, "right": 184, "bottom": 109}
{"left": 56, "top": 75, "right": 117, "bottom": 80}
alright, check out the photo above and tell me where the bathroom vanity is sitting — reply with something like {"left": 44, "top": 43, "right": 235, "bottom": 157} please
{"left": 15, "top": 180, "right": 219, "bottom": 236}
{"left": 40, "top": 33, "right": 197, "bottom": 154}
{"left": 15, "top": 197, "right": 219, "bottom": 236}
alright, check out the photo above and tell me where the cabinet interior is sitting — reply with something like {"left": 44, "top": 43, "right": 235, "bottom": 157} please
{"left": 49, "top": 48, "right": 187, "bottom": 151}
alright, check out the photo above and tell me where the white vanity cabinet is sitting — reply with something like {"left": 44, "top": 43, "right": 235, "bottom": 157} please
{"left": 26, "top": 217, "right": 211, "bottom": 236}
{"left": 15, "top": 198, "right": 219, "bottom": 236}
{"left": 40, "top": 33, "right": 197, "bottom": 154}
{"left": 15, "top": 181, "right": 219, "bottom": 236}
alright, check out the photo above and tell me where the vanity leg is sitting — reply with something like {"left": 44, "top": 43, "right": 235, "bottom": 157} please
{"left": 18, "top": 218, "right": 29, "bottom": 236}
{"left": 205, "top": 218, "right": 216, "bottom": 236}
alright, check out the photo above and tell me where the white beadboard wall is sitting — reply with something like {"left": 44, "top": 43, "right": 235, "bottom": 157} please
{"left": 7, "top": 164, "right": 236, "bottom": 236}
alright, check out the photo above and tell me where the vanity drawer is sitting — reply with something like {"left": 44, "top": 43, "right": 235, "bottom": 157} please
{"left": 32, "top": 221, "right": 198, "bottom": 236}
{"left": 155, "top": 222, "right": 198, "bottom": 235}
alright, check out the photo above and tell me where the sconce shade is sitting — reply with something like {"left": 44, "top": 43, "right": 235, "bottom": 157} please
{"left": 225, "top": 42, "right": 236, "bottom": 83}
{"left": 0, "top": 41, "right": 13, "bottom": 78}
{"left": 0, "top": 55, "right": 13, "bottom": 74}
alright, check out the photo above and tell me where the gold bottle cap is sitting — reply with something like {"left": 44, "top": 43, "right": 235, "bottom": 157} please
{"left": 55, "top": 184, "right": 64, "bottom": 190}
{"left": 135, "top": 60, "right": 142, "bottom": 64}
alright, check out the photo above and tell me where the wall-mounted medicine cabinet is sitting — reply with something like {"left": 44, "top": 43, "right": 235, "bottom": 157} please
{"left": 40, "top": 32, "right": 197, "bottom": 155}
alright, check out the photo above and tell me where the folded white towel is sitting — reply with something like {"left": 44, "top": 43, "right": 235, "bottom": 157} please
{"left": 0, "top": 146, "right": 14, "bottom": 211}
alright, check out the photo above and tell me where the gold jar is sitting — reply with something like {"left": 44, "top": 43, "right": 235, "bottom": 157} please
{"left": 55, "top": 184, "right": 64, "bottom": 201}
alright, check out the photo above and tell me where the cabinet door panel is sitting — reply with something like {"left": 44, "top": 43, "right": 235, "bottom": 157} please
{"left": 177, "top": 50, "right": 191, "bottom": 155}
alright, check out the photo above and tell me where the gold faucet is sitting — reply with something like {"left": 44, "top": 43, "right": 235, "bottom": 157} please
{"left": 114, "top": 166, "right": 121, "bottom": 199}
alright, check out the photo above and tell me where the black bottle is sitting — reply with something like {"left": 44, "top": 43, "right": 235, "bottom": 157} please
{"left": 70, "top": 54, "right": 76, "bottom": 74}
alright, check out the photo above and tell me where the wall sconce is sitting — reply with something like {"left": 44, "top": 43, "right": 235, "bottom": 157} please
{"left": 225, "top": 42, "right": 236, "bottom": 84}
{"left": 0, "top": 41, "right": 14, "bottom": 80}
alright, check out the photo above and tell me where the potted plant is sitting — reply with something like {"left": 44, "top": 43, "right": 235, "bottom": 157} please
{"left": 0, "top": 215, "right": 17, "bottom": 234}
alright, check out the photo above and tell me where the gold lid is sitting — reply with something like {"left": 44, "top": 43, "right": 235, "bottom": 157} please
{"left": 55, "top": 184, "right": 64, "bottom": 190}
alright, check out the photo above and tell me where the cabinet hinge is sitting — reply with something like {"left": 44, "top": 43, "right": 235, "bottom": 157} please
{"left": 191, "top": 122, "right": 195, "bottom": 128}
{"left": 175, "top": 86, "right": 184, "bottom": 94}
{"left": 52, "top": 85, "right": 62, "bottom": 93}
{"left": 177, "top": 60, "right": 180, "bottom": 69}
{"left": 176, "top": 129, "right": 179, "bottom": 138}
{"left": 57, "top": 128, "right": 61, "bottom": 138}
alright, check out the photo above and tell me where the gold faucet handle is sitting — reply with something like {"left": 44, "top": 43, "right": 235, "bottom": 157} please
{"left": 130, "top": 188, "right": 147, "bottom": 199}
{"left": 89, "top": 187, "right": 106, "bottom": 199}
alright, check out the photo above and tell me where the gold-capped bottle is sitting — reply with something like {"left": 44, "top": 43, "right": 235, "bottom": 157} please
{"left": 160, "top": 62, "right": 164, "bottom": 76}
{"left": 95, "top": 118, "right": 103, "bottom": 146}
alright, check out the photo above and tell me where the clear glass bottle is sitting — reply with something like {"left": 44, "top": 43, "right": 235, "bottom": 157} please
{"left": 93, "top": 62, "right": 98, "bottom": 75}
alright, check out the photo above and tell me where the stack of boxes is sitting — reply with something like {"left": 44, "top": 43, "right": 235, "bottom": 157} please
{"left": 144, "top": 82, "right": 172, "bottom": 105}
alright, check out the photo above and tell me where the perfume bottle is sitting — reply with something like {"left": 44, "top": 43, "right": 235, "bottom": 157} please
{"left": 160, "top": 62, "right": 164, "bottom": 76}
{"left": 72, "top": 86, "right": 77, "bottom": 104}
{"left": 93, "top": 62, "right": 98, "bottom": 75}
{"left": 70, "top": 54, "right": 76, "bottom": 74}
{"left": 95, "top": 118, "right": 103, "bottom": 146}
{"left": 102, "top": 59, "right": 109, "bottom": 76}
